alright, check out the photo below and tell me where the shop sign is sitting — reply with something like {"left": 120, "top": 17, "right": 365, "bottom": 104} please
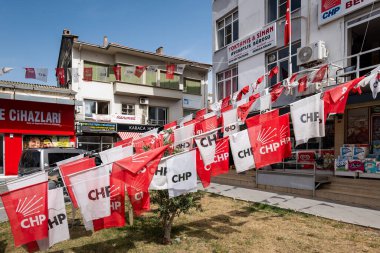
{"left": 23, "top": 135, "right": 73, "bottom": 149}
{"left": 0, "top": 98, "right": 74, "bottom": 134}
{"left": 79, "top": 122, "right": 117, "bottom": 133}
{"left": 227, "top": 23, "right": 276, "bottom": 65}
{"left": 117, "top": 124, "right": 157, "bottom": 133}
{"left": 319, "top": 0, "right": 373, "bottom": 25}
{"left": 111, "top": 114, "right": 141, "bottom": 124}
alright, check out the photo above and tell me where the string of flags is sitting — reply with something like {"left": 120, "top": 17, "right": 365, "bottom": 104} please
{"left": 0, "top": 65, "right": 379, "bottom": 250}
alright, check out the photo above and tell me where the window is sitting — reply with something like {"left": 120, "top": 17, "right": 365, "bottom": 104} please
{"left": 184, "top": 78, "right": 202, "bottom": 95}
{"left": 48, "top": 153, "right": 81, "bottom": 166}
{"left": 217, "top": 67, "right": 238, "bottom": 100}
{"left": 160, "top": 71, "right": 180, "bottom": 90}
{"left": 267, "top": 0, "right": 301, "bottom": 23}
{"left": 149, "top": 106, "right": 168, "bottom": 126}
{"left": 84, "top": 100, "right": 109, "bottom": 118}
{"left": 217, "top": 10, "right": 238, "bottom": 49}
{"left": 266, "top": 41, "right": 301, "bottom": 87}
{"left": 122, "top": 104, "right": 135, "bottom": 115}
{"left": 346, "top": 108, "right": 369, "bottom": 144}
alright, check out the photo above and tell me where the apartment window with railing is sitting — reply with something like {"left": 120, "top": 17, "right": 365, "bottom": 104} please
{"left": 267, "top": 0, "right": 301, "bottom": 23}
{"left": 159, "top": 71, "right": 180, "bottom": 90}
{"left": 184, "top": 78, "right": 202, "bottom": 95}
{"left": 84, "top": 99, "right": 110, "bottom": 118}
{"left": 217, "top": 10, "right": 238, "bottom": 49}
{"left": 83, "top": 62, "right": 109, "bottom": 82}
{"left": 149, "top": 106, "right": 168, "bottom": 126}
{"left": 266, "top": 41, "right": 301, "bottom": 87}
{"left": 217, "top": 67, "right": 238, "bottom": 100}
{"left": 121, "top": 104, "right": 135, "bottom": 115}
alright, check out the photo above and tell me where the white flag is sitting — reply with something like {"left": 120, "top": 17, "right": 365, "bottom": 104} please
{"left": 97, "top": 66, "right": 108, "bottom": 82}
{"left": 166, "top": 150, "right": 197, "bottom": 198}
{"left": 149, "top": 160, "right": 168, "bottom": 190}
{"left": 69, "top": 166, "right": 111, "bottom": 222}
{"left": 176, "top": 64, "right": 186, "bottom": 74}
{"left": 235, "top": 97, "right": 248, "bottom": 108}
{"left": 140, "top": 128, "right": 159, "bottom": 137}
{"left": 369, "top": 72, "right": 380, "bottom": 99}
{"left": 99, "top": 146, "right": 133, "bottom": 172}
{"left": 178, "top": 114, "right": 193, "bottom": 127}
{"left": 209, "top": 101, "right": 221, "bottom": 112}
{"left": 37, "top": 187, "right": 70, "bottom": 251}
{"left": 222, "top": 108, "right": 239, "bottom": 137}
{"left": 124, "top": 66, "right": 134, "bottom": 78}
{"left": 174, "top": 124, "right": 194, "bottom": 151}
{"left": 195, "top": 131, "right": 218, "bottom": 166}
{"left": 146, "top": 65, "right": 158, "bottom": 72}
{"left": 290, "top": 93, "right": 325, "bottom": 146}
{"left": 35, "top": 68, "right": 48, "bottom": 82}
{"left": 229, "top": 129, "right": 255, "bottom": 173}
{"left": 0, "top": 67, "right": 13, "bottom": 76}
{"left": 259, "top": 94, "right": 271, "bottom": 113}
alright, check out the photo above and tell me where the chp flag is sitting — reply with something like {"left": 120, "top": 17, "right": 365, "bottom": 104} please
{"left": 174, "top": 124, "right": 195, "bottom": 151}
{"left": 222, "top": 108, "right": 239, "bottom": 137}
{"left": 0, "top": 182, "right": 48, "bottom": 247}
{"left": 149, "top": 160, "right": 168, "bottom": 190}
{"left": 290, "top": 93, "right": 325, "bottom": 146}
{"left": 166, "top": 150, "right": 197, "bottom": 198}
{"left": 194, "top": 131, "right": 218, "bottom": 167}
{"left": 229, "top": 129, "right": 255, "bottom": 173}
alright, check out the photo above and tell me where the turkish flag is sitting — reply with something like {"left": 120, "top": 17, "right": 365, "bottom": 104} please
{"left": 25, "top": 68, "right": 36, "bottom": 79}
{"left": 127, "top": 188, "right": 150, "bottom": 216}
{"left": 221, "top": 96, "right": 230, "bottom": 109}
{"left": 237, "top": 100, "right": 255, "bottom": 122}
{"left": 236, "top": 85, "right": 250, "bottom": 101}
{"left": 1, "top": 182, "right": 48, "bottom": 247}
{"left": 311, "top": 65, "right": 328, "bottom": 83}
{"left": 195, "top": 108, "right": 207, "bottom": 120}
{"left": 166, "top": 64, "right": 176, "bottom": 79}
{"left": 115, "top": 145, "right": 168, "bottom": 174}
{"left": 83, "top": 67, "right": 93, "bottom": 81}
{"left": 298, "top": 75, "right": 308, "bottom": 93}
{"left": 249, "top": 93, "right": 260, "bottom": 102}
{"left": 59, "top": 157, "right": 96, "bottom": 208}
{"left": 134, "top": 66, "right": 145, "bottom": 78}
{"left": 55, "top": 68, "right": 65, "bottom": 86}
{"left": 114, "top": 137, "right": 133, "bottom": 148}
{"left": 268, "top": 66, "right": 279, "bottom": 79}
{"left": 289, "top": 73, "right": 298, "bottom": 84}
{"left": 92, "top": 165, "right": 125, "bottom": 231}
{"left": 164, "top": 121, "right": 177, "bottom": 130}
{"left": 284, "top": 0, "right": 291, "bottom": 46}
{"left": 246, "top": 109, "right": 279, "bottom": 128}
{"left": 323, "top": 76, "right": 365, "bottom": 120}
{"left": 184, "top": 119, "right": 199, "bottom": 127}
{"left": 113, "top": 66, "right": 122, "bottom": 81}
{"left": 247, "top": 118, "right": 283, "bottom": 169}
{"left": 270, "top": 83, "right": 285, "bottom": 103}
{"left": 194, "top": 115, "right": 218, "bottom": 135}
{"left": 196, "top": 137, "right": 230, "bottom": 180}
{"left": 256, "top": 75, "right": 264, "bottom": 88}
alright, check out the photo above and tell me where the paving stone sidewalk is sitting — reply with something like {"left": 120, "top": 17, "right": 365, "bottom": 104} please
{"left": 202, "top": 183, "right": 380, "bottom": 230}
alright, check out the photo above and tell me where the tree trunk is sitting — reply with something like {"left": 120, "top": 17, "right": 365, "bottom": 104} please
{"left": 163, "top": 214, "right": 176, "bottom": 244}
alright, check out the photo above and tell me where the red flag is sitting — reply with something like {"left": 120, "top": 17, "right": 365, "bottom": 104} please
{"left": 25, "top": 68, "right": 36, "bottom": 79}
{"left": 297, "top": 75, "right": 308, "bottom": 93}
{"left": 248, "top": 118, "right": 282, "bottom": 169}
{"left": 164, "top": 121, "right": 177, "bottom": 130}
{"left": 92, "top": 165, "right": 125, "bottom": 231}
{"left": 83, "top": 67, "right": 93, "bottom": 81}
{"left": 236, "top": 85, "right": 250, "bottom": 101}
{"left": 184, "top": 119, "right": 199, "bottom": 127}
{"left": 195, "top": 108, "right": 207, "bottom": 120}
{"left": 221, "top": 96, "right": 230, "bottom": 109}
{"left": 59, "top": 157, "right": 96, "bottom": 208}
{"left": 133, "top": 135, "right": 156, "bottom": 154}
{"left": 268, "top": 66, "right": 279, "bottom": 79}
{"left": 270, "top": 83, "right": 285, "bottom": 103}
{"left": 166, "top": 64, "right": 176, "bottom": 79}
{"left": 196, "top": 137, "right": 230, "bottom": 182}
{"left": 221, "top": 104, "right": 233, "bottom": 113}
{"left": 237, "top": 100, "right": 255, "bottom": 122}
{"left": 246, "top": 109, "right": 279, "bottom": 128}
{"left": 284, "top": 0, "right": 291, "bottom": 46}
{"left": 289, "top": 73, "right": 298, "bottom": 84}
{"left": 127, "top": 188, "right": 150, "bottom": 216}
{"left": 55, "top": 68, "right": 65, "bottom": 85}
{"left": 114, "top": 137, "right": 133, "bottom": 148}
{"left": 249, "top": 93, "right": 260, "bottom": 102}
{"left": 113, "top": 66, "right": 122, "bottom": 81}
{"left": 115, "top": 145, "right": 168, "bottom": 174}
{"left": 1, "top": 182, "right": 48, "bottom": 247}
{"left": 323, "top": 76, "right": 365, "bottom": 120}
{"left": 311, "top": 65, "right": 328, "bottom": 83}
{"left": 279, "top": 114, "right": 292, "bottom": 158}
{"left": 255, "top": 75, "right": 265, "bottom": 88}
{"left": 134, "top": 66, "right": 145, "bottom": 78}
{"left": 194, "top": 115, "right": 218, "bottom": 135}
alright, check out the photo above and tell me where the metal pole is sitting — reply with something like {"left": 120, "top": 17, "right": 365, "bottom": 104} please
{"left": 288, "top": 0, "right": 292, "bottom": 77}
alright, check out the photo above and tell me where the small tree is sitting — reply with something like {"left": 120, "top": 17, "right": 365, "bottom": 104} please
{"left": 147, "top": 128, "right": 204, "bottom": 244}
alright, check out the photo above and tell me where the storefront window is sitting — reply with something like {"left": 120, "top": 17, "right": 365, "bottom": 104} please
{"left": 0, "top": 135, "right": 3, "bottom": 175}
{"left": 346, "top": 108, "right": 369, "bottom": 144}
{"left": 23, "top": 136, "right": 71, "bottom": 149}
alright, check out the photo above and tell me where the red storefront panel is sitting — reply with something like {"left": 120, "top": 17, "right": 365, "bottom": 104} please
{"left": 4, "top": 133, "right": 22, "bottom": 175}
{"left": 0, "top": 99, "right": 75, "bottom": 135}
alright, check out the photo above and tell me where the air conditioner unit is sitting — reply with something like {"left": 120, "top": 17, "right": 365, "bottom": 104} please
{"left": 297, "top": 41, "right": 328, "bottom": 67}
{"left": 139, "top": 98, "right": 149, "bottom": 105}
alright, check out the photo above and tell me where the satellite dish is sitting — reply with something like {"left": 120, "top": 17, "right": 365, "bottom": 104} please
{"left": 298, "top": 46, "right": 313, "bottom": 63}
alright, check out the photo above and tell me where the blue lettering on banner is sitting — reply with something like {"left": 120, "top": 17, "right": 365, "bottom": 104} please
{"left": 322, "top": 6, "right": 340, "bottom": 19}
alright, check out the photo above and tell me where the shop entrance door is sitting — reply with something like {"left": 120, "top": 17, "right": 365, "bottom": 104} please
{"left": 0, "top": 135, "right": 4, "bottom": 175}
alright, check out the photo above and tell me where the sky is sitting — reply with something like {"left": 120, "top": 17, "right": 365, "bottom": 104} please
{"left": 0, "top": 0, "right": 212, "bottom": 86}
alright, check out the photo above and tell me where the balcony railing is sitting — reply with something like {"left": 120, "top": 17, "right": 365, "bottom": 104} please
{"left": 148, "top": 119, "right": 167, "bottom": 126}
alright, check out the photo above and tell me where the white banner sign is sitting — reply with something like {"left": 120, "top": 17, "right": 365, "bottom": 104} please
{"left": 111, "top": 114, "right": 142, "bottom": 124}
{"left": 319, "top": 0, "right": 373, "bottom": 25}
{"left": 229, "top": 129, "right": 255, "bottom": 173}
{"left": 227, "top": 23, "right": 276, "bottom": 65}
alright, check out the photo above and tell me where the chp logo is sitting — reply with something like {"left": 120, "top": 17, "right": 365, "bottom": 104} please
{"left": 16, "top": 195, "right": 46, "bottom": 229}
{"left": 257, "top": 126, "right": 280, "bottom": 155}
{"left": 204, "top": 138, "right": 229, "bottom": 171}
{"left": 321, "top": 0, "right": 342, "bottom": 20}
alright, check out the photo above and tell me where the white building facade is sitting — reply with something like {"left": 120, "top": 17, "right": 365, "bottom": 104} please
{"left": 57, "top": 30, "right": 210, "bottom": 151}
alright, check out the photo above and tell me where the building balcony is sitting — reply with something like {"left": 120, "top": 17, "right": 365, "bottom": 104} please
{"left": 113, "top": 81, "right": 183, "bottom": 100}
